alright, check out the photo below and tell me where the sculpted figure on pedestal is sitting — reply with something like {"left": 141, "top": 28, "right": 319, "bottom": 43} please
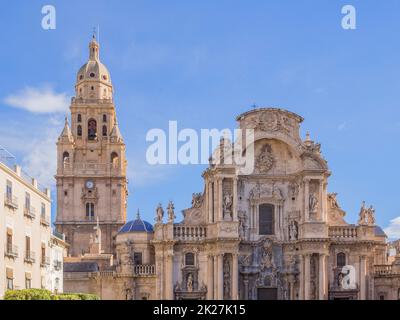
{"left": 155, "top": 203, "right": 164, "bottom": 223}
{"left": 309, "top": 192, "right": 319, "bottom": 213}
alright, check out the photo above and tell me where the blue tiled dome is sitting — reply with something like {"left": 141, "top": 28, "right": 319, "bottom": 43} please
{"left": 118, "top": 211, "right": 153, "bottom": 234}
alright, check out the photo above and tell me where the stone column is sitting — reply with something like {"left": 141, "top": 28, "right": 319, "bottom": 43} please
{"left": 299, "top": 254, "right": 304, "bottom": 300}
{"left": 289, "top": 280, "right": 295, "bottom": 300}
{"left": 323, "top": 182, "right": 328, "bottom": 221}
{"left": 318, "top": 254, "right": 326, "bottom": 300}
{"left": 304, "top": 179, "right": 310, "bottom": 222}
{"left": 232, "top": 254, "right": 239, "bottom": 300}
{"left": 319, "top": 180, "right": 324, "bottom": 221}
{"left": 218, "top": 178, "right": 223, "bottom": 221}
{"left": 165, "top": 253, "right": 173, "bottom": 299}
{"left": 217, "top": 254, "right": 224, "bottom": 300}
{"left": 207, "top": 255, "right": 214, "bottom": 300}
{"left": 232, "top": 178, "right": 238, "bottom": 221}
{"left": 359, "top": 255, "right": 367, "bottom": 300}
{"left": 213, "top": 255, "right": 218, "bottom": 298}
{"left": 243, "top": 278, "right": 249, "bottom": 300}
{"left": 304, "top": 254, "right": 310, "bottom": 300}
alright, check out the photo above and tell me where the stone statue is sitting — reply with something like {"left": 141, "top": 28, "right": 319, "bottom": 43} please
{"left": 261, "top": 240, "right": 274, "bottom": 270}
{"left": 187, "top": 273, "right": 193, "bottom": 292}
{"left": 358, "top": 202, "right": 376, "bottom": 226}
{"left": 328, "top": 193, "right": 340, "bottom": 209}
{"left": 223, "top": 192, "right": 233, "bottom": 219}
{"left": 155, "top": 203, "right": 164, "bottom": 223}
{"left": 358, "top": 201, "right": 367, "bottom": 225}
{"left": 255, "top": 144, "right": 275, "bottom": 173}
{"left": 238, "top": 211, "right": 247, "bottom": 240}
{"left": 191, "top": 193, "right": 203, "bottom": 208}
{"left": 367, "top": 206, "right": 376, "bottom": 225}
{"left": 289, "top": 221, "right": 298, "bottom": 241}
{"left": 309, "top": 192, "right": 319, "bottom": 213}
{"left": 167, "top": 201, "right": 175, "bottom": 223}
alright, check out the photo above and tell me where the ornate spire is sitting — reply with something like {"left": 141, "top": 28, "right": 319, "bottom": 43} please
{"left": 89, "top": 35, "right": 100, "bottom": 61}
{"left": 59, "top": 116, "right": 74, "bottom": 143}
{"left": 136, "top": 209, "right": 141, "bottom": 220}
{"left": 110, "top": 120, "right": 123, "bottom": 143}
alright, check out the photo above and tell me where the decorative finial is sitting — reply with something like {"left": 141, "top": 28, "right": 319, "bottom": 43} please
{"left": 136, "top": 209, "right": 141, "bottom": 220}
{"left": 306, "top": 131, "right": 311, "bottom": 141}
{"left": 92, "top": 26, "right": 97, "bottom": 40}
{"left": 251, "top": 103, "right": 258, "bottom": 110}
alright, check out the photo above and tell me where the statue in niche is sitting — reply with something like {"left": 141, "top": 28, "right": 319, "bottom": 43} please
{"left": 309, "top": 192, "right": 319, "bottom": 213}
{"left": 187, "top": 273, "right": 193, "bottom": 292}
{"left": 223, "top": 257, "right": 231, "bottom": 299}
{"left": 238, "top": 211, "right": 247, "bottom": 240}
{"left": 223, "top": 192, "right": 233, "bottom": 219}
{"left": 261, "top": 240, "right": 274, "bottom": 270}
{"left": 255, "top": 144, "right": 275, "bottom": 173}
{"left": 288, "top": 221, "right": 298, "bottom": 241}
{"left": 155, "top": 203, "right": 164, "bottom": 223}
{"left": 288, "top": 182, "right": 299, "bottom": 199}
{"left": 167, "top": 201, "right": 175, "bottom": 223}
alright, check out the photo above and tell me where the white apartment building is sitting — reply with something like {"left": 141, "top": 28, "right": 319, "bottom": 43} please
{"left": 47, "top": 231, "right": 68, "bottom": 294}
{"left": 0, "top": 146, "right": 55, "bottom": 298}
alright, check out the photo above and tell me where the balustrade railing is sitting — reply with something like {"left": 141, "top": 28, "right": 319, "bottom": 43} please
{"left": 174, "top": 225, "right": 207, "bottom": 241}
{"left": 329, "top": 226, "right": 358, "bottom": 239}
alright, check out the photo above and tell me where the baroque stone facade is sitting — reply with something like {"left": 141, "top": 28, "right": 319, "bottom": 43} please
{"left": 61, "top": 38, "right": 400, "bottom": 300}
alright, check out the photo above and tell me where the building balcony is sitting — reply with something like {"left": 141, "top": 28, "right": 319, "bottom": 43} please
{"left": 173, "top": 225, "right": 207, "bottom": 241}
{"left": 4, "top": 193, "right": 18, "bottom": 209}
{"left": 54, "top": 260, "right": 62, "bottom": 271}
{"left": 133, "top": 265, "right": 156, "bottom": 276}
{"left": 328, "top": 226, "right": 358, "bottom": 240}
{"left": 40, "top": 256, "right": 50, "bottom": 267}
{"left": 24, "top": 251, "right": 36, "bottom": 264}
{"left": 5, "top": 245, "right": 18, "bottom": 259}
{"left": 40, "top": 214, "right": 50, "bottom": 227}
{"left": 24, "top": 206, "right": 36, "bottom": 220}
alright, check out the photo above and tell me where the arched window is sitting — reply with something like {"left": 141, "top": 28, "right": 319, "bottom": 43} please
{"left": 63, "top": 152, "right": 70, "bottom": 168}
{"left": 86, "top": 203, "right": 95, "bottom": 220}
{"left": 259, "top": 204, "right": 274, "bottom": 235}
{"left": 185, "top": 253, "right": 195, "bottom": 266}
{"left": 337, "top": 252, "right": 346, "bottom": 268}
{"left": 111, "top": 152, "right": 119, "bottom": 168}
{"left": 103, "top": 114, "right": 107, "bottom": 123}
{"left": 77, "top": 125, "right": 82, "bottom": 137}
{"left": 88, "top": 119, "right": 97, "bottom": 140}
{"left": 102, "top": 125, "right": 107, "bottom": 137}
{"left": 77, "top": 114, "right": 82, "bottom": 123}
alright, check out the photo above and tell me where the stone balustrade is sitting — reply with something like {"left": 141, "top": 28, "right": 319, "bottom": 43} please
{"left": 174, "top": 225, "right": 207, "bottom": 241}
{"left": 374, "top": 264, "right": 399, "bottom": 276}
{"left": 329, "top": 226, "right": 358, "bottom": 239}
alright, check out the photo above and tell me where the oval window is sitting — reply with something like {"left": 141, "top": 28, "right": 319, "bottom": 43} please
{"left": 90, "top": 73, "right": 95, "bottom": 78}
{"left": 102, "top": 75, "right": 107, "bottom": 80}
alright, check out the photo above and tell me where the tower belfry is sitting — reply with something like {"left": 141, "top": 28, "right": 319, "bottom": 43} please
{"left": 55, "top": 36, "right": 127, "bottom": 256}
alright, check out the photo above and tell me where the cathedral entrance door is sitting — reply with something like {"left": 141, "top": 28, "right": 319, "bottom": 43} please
{"left": 257, "top": 288, "right": 278, "bottom": 300}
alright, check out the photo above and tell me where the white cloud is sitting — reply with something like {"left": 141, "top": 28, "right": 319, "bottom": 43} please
{"left": 0, "top": 115, "right": 61, "bottom": 188}
{"left": 384, "top": 217, "right": 400, "bottom": 240}
{"left": 4, "top": 86, "right": 69, "bottom": 114}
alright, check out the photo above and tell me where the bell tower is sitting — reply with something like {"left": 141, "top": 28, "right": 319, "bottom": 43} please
{"left": 55, "top": 35, "right": 128, "bottom": 256}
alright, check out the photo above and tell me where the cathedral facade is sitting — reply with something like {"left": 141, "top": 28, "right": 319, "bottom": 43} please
{"left": 59, "top": 37, "right": 400, "bottom": 300}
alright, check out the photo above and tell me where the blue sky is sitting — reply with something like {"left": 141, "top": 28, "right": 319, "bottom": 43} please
{"left": 0, "top": 0, "right": 400, "bottom": 238}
